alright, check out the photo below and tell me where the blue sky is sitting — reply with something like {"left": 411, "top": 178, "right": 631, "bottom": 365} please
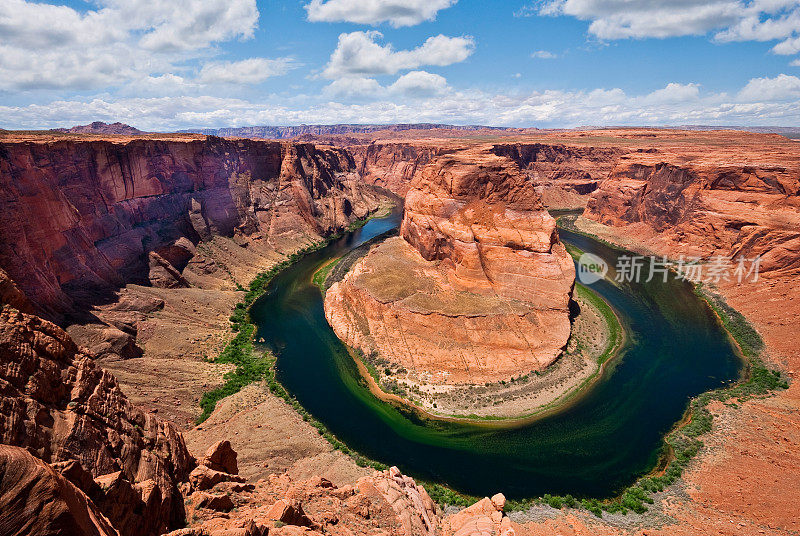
{"left": 1, "top": 0, "right": 799, "bottom": 129}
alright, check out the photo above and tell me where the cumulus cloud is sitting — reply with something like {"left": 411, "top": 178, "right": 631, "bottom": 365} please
{"left": 3, "top": 75, "right": 800, "bottom": 131}
{"left": 388, "top": 71, "right": 448, "bottom": 96}
{"left": 773, "top": 35, "right": 800, "bottom": 54}
{"left": 645, "top": 83, "right": 701, "bottom": 103}
{"left": 322, "top": 31, "right": 474, "bottom": 79}
{"left": 738, "top": 73, "right": 800, "bottom": 100}
{"left": 534, "top": 0, "right": 800, "bottom": 56}
{"left": 0, "top": 0, "right": 281, "bottom": 91}
{"left": 305, "top": 0, "right": 457, "bottom": 27}
{"left": 323, "top": 70, "right": 448, "bottom": 99}
{"left": 531, "top": 50, "right": 558, "bottom": 59}
{"left": 323, "top": 77, "right": 385, "bottom": 99}
{"left": 791, "top": 58, "right": 800, "bottom": 66}
{"left": 198, "top": 58, "right": 295, "bottom": 84}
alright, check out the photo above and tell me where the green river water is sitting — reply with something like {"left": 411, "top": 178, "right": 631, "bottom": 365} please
{"left": 249, "top": 210, "right": 742, "bottom": 499}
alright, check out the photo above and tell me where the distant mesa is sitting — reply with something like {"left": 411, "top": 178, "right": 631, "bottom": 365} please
{"left": 178, "top": 123, "right": 518, "bottom": 139}
{"left": 55, "top": 121, "right": 145, "bottom": 135}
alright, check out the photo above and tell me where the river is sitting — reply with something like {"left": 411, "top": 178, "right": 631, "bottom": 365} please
{"left": 249, "top": 209, "right": 742, "bottom": 499}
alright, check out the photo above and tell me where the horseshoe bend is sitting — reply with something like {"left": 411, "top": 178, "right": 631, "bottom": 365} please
{"left": 324, "top": 145, "right": 577, "bottom": 392}
{"left": 1, "top": 125, "right": 800, "bottom": 535}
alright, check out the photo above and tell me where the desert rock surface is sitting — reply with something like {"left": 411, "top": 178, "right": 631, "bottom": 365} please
{"left": 325, "top": 144, "right": 575, "bottom": 385}
{"left": 0, "top": 127, "right": 799, "bottom": 536}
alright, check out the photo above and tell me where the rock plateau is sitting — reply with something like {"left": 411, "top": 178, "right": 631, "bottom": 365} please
{"left": 325, "top": 145, "right": 575, "bottom": 384}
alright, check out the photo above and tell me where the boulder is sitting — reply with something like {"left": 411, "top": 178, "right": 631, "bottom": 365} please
{"left": 190, "top": 465, "right": 246, "bottom": 491}
{"left": 202, "top": 440, "right": 239, "bottom": 475}
{"left": 265, "top": 498, "right": 313, "bottom": 526}
{"left": 195, "top": 492, "right": 235, "bottom": 512}
{"left": 442, "top": 493, "right": 514, "bottom": 536}
{"left": 0, "top": 445, "right": 119, "bottom": 536}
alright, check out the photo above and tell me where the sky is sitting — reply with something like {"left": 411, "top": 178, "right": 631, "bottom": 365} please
{"left": 1, "top": 0, "right": 800, "bottom": 130}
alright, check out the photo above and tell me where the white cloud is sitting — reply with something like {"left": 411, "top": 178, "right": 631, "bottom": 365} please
{"left": 535, "top": 0, "right": 800, "bottom": 48}
{"left": 323, "top": 77, "right": 385, "bottom": 99}
{"left": 791, "top": 58, "right": 800, "bottom": 66}
{"left": 120, "top": 74, "right": 192, "bottom": 96}
{"left": 198, "top": 58, "right": 295, "bottom": 84}
{"left": 131, "top": 0, "right": 259, "bottom": 52}
{"left": 646, "top": 83, "right": 701, "bottom": 103}
{"left": 388, "top": 70, "right": 448, "bottom": 96}
{"left": 322, "top": 31, "right": 474, "bottom": 79}
{"left": 304, "top": 0, "right": 457, "bottom": 27}
{"left": 0, "top": 0, "right": 265, "bottom": 91}
{"left": 323, "top": 70, "right": 448, "bottom": 99}
{"left": 538, "top": 0, "right": 741, "bottom": 39}
{"left": 3, "top": 76, "right": 800, "bottom": 131}
{"left": 531, "top": 50, "right": 558, "bottom": 59}
{"left": 738, "top": 73, "right": 800, "bottom": 100}
{"left": 773, "top": 35, "right": 800, "bottom": 54}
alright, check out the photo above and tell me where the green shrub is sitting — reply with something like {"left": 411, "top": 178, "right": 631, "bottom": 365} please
{"left": 543, "top": 494, "right": 563, "bottom": 509}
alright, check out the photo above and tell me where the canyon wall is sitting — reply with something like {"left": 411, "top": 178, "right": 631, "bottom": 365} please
{"left": 325, "top": 145, "right": 575, "bottom": 384}
{"left": 0, "top": 305, "right": 194, "bottom": 536}
{"left": 3, "top": 128, "right": 798, "bottom": 536}
{"left": 0, "top": 137, "right": 383, "bottom": 318}
{"left": 0, "top": 134, "right": 454, "bottom": 536}
{"left": 348, "top": 142, "right": 453, "bottom": 196}
{"left": 583, "top": 145, "right": 800, "bottom": 274}
{"left": 349, "top": 140, "right": 622, "bottom": 207}
{"left": 493, "top": 142, "right": 621, "bottom": 208}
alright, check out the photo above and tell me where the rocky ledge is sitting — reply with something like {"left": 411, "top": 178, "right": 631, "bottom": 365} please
{"left": 325, "top": 146, "right": 575, "bottom": 386}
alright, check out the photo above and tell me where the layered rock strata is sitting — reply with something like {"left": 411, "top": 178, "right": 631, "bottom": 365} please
{"left": 349, "top": 142, "right": 453, "bottom": 196}
{"left": 583, "top": 141, "right": 800, "bottom": 274}
{"left": 326, "top": 146, "right": 575, "bottom": 384}
{"left": 0, "top": 137, "right": 383, "bottom": 318}
{"left": 0, "top": 305, "right": 194, "bottom": 536}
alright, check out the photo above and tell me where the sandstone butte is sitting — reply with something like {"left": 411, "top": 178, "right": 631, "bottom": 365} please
{"left": 0, "top": 126, "right": 798, "bottom": 536}
{"left": 325, "top": 145, "right": 575, "bottom": 385}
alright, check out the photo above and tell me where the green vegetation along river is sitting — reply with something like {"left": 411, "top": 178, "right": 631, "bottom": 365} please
{"left": 249, "top": 209, "right": 743, "bottom": 499}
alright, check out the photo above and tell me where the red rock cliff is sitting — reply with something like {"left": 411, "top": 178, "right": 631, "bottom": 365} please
{"left": 584, "top": 142, "right": 800, "bottom": 273}
{"left": 0, "top": 305, "right": 194, "bottom": 536}
{"left": 349, "top": 141, "right": 451, "bottom": 196}
{"left": 325, "top": 145, "right": 575, "bottom": 384}
{"left": 0, "top": 137, "right": 383, "bottom": 318}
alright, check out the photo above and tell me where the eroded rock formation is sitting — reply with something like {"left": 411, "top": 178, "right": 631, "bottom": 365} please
{"left": 0, "top": 445, "right": 120, "bottom": 536}
{"left": 0, "top": 305, "right": 194, "bottom": 536}
{"left": 173, "top": 462, "right": 439, "bottom": 536}
{"left": 583, "top": 138, "right": 800, "bottom": 274}
{"left": 326, "top": 146, "right": 575, "bottom": 384}
{"left": 0, "top": 137, "right": 383, "bottom": 318}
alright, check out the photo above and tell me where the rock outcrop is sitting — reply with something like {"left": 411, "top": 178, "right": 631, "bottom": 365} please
{"left": 0, "top": 445, "right": 119, "bottom": 536}
{"left": 175, "top": 463, "right": 438, "bottom": 536}
{"left": 0, "top": 305, "right": 194, "bottom": 536}
{"left": 0, "top": 137, "right": 384, "bottom": 318}
{"left": 326, "top": 146, "right": 575, "bottom": 384}
{"left": 55, "top": 122, "right": 145, "bottom": 135}
{"left": 584, "top": 138, "right": 800, "bottom": 274}
{"left": 442, "top": 492, "right": 515, "bottom": 536}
